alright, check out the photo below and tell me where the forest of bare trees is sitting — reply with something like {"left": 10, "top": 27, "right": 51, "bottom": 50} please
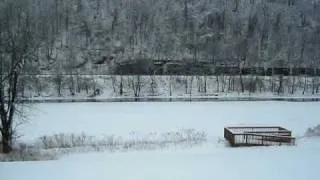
{"left": 1, "top": 0, "right": 319, "bottom": 75}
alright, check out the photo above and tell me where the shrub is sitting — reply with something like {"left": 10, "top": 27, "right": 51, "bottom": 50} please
{"left": 305, "top": 125, "right": 320, "bottom": 137}
{"left": 1, "top": 129, "right": 207, "bottom": 162}
{"left": 0, "top": 143, "right": 56, "bottom": 162}
{"left": 38, "top": 129, "right": 207, "bottom": 152}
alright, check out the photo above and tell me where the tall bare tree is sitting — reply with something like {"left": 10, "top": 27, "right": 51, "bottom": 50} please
{"left": 0, "top": 0, "right": 36, "bottom": 153}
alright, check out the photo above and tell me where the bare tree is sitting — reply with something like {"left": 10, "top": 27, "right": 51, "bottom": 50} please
{"left": 215, "top": 74, "right": 220, "bottom": 93}
{"left": 53, "top": 74, "right": 63, "bottom": 97}
{"left": 189, "top": 76, "right": 194, "bottom": 99}
{"left": 0, "top": 0, "right": 36, "bottom": 153}
{"left": 184, "top": 76, "right": 188, "bottom": 94}
{"left": 168, "top": 75, "right": 173, "bottom": 97}
{"left": 129, "top": 76, "right": 143, "bottom": 99}
{"left": 149, "top": 75, "right": 157, "bottom": 96}
{"left": 197, "top": 76, "right": 207, "bottom": 94}
{"left": 277, "top": 75, "right": 284, "bottom": 95}
{"left": 111, "top": 75, "right": 118, "bottom": 94}
{"left": 119, "top": 76, "right": 123, "bottom": 96}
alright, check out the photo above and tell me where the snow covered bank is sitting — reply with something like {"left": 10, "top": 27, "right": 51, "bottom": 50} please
{"left": 22, "top": 95, "right": 320, "bottom": 103}
{"left": 1, "top": 138, "right": 320, "bottom": 180}
{"left": 1, "top": 129, "right": 207, "bottom": 162}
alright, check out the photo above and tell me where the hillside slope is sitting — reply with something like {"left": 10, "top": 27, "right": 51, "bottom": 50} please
{"left": 1, "top": 0, "right": 320, "bottom": 75}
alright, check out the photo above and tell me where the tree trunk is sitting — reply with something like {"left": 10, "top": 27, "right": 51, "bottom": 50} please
{"left": 70, "top": 76, "right": 75, "bottom": 96}
{"left": 85, "top": 84, "right": 89, "bottom": 94}
{"left": 189, "top": 76, "right": 194, "bottom": 97}
{"left": 132, "top": 76, "right": 141, "bottom": 98}
{"left": 249, "top": 74, "right": 255, "bottom": 93}
{"left": 221, "top": 75, "right": 225, "bottom": 92}
{"left": 150, "top": 76, "right": 156, "bottom": 96}
{"left": 232, "top": 76, "right": 235, "bottom": 91}
{"left": 197, "top": 76, "right": 201, "bottom": 93}
{"left": 119, "top": 76, "right": 123, "bottom": 96}
{"left": 20, "top": 78, "right": 25, "bottom": 97}
{"left": 57, "top": 82, "right": 62, "bottom": 97}
{"left": 204, "top": 76, "right": 207, "bottom": 94}
{"left": 169, "top": 76, "right": 173, "bottom": 97}
{"left": 312, "top": 77, "right": 316, "bottom": 95}
{"left": 76, "top": 75, "right": 81, "bottom": 93}
{"left": 216, "top": 75, "right": 220, "bottom": 93}
{"left": 111, "top": 76, "right": 117, "bottom": 94}
{"left": 316, "top": 80, "right": 320, "bottom": 94}
{"left": 92, "top": 76, "right": 96, "bottom": 93}
{"left": 55, "top": 75, "right": 62, "bottom": 97}
{"left": 302, "top": 75, "right": 307, "bottom": 95}
{"left": 1, "top": 130, "right": 13, "bottom": 154}
{"left": 185, "top": 76, "right": 188, "bottom": 94}
{"left": 259, "top": 77, "right": 263, "bottom": 93}
{"left": 239, "top": 74, "right": 244, "bottom": 93}
{"left": 255, "top": 76, "right": 259, "bottom": 93}
{"left": 228, "top": 76, "right": 232, "bottom": 92}
{"left": 277, "top": 75, "right": 283, "bottom": 95}
{"left": 36, "top": 78, "right": 42, "bottom": 96}
{"left": 271, "top": 76, "right": 275, "bottom": 93}
{"left": 291, "top": 76, "right": 296, "bottom": 94}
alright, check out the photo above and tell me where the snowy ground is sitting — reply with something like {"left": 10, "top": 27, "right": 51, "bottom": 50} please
{"left": 1, "top": 101, "right": 320, "bottom": 180}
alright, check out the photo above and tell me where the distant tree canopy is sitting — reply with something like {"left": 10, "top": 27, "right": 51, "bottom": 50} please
{"left": 1, "top": 0, "right": 320, "bottom": 75}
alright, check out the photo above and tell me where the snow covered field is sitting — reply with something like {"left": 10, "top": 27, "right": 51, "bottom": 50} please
{"left": 1, "top": 101, "right": 320, "bottom": 180}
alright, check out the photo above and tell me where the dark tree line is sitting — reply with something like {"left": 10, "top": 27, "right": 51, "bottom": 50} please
{"left": 1, "top": 0, "right": 318, "bottom": 75}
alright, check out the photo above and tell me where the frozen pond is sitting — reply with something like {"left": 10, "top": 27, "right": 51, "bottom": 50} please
{"left": 2, "top": 101, "right": 320, "bottom": 180}
{"left": 21, "top": 101, "right": 320, "bottom": 141}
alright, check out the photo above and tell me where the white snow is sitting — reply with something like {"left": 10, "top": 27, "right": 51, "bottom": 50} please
{"left": 21, "top": 101, "right": 320, "bottom": 141}
{"left": 1, "top": 101, "right": 320, "bottom": 180}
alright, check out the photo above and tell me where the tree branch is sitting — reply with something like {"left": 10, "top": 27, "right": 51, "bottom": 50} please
{"left": 0, "top": 59, "right": 23, "bottom": 84}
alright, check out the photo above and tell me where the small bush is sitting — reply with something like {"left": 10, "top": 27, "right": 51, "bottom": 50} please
{"left": 305, "top": 125, "right": 320, "bottom": 137}
{"left": 38, "top": 129, "right": 207, "bottom": 152}
{"left": 1, "top": 129, "right": 207, "bottom": 162}
{"left": 0, "top": 143, "right": 56, "bottom": 162}
{"left": 39, "top": 132, "right": 94, "bottom": 149}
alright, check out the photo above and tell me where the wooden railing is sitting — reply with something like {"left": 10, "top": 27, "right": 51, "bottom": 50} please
{"left": 224, "top": 126, "right": 295, "bottom": 147}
